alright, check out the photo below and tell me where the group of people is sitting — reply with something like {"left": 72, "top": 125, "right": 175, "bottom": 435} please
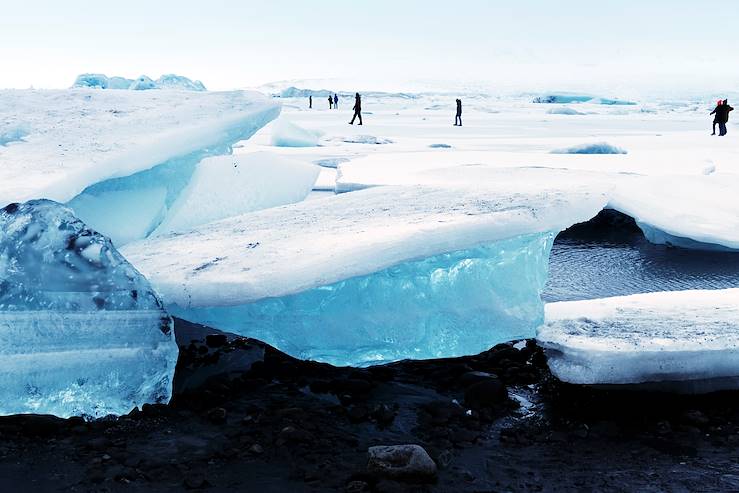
{"left": 309, "top": 95, "right": 732, "bottom": 137}
{"left": 710, "top": 99, "right": 734, "bottom": 136}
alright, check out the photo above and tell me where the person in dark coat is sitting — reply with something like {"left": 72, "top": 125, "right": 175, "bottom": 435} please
{"left": 454, "top": 99, "right": 462, "bottom": 126}
{"left": 349, "top": 93, "right": 362, "bottom": 125}
{"left": 710, "top": 99, "right": 723, "bottom": 135}
{"left": 334, "top": 93, "right": 339, "bottom": 109}
{"left": 328, "top": 95, "right": 333, "bottom": 109}
{"left": 309, "top": 95, "right": 312, "bottom": 109}
{"left": 716, "top": 99, "right": 734, "bottom": 136}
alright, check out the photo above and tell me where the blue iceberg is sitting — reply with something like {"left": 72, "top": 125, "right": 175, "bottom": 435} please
{"left": 168, "top": 233, "right": 554, "bottom": 366}
{"left": 0, "top": 200, "right": 178, "bottom": 418}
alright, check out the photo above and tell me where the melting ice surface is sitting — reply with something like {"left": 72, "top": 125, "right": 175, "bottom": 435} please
{"left": 0, "top": 200, "right": 178, "bottom": 418}
{"left": 168, "top": 233, "right": 554, "bottom": 366}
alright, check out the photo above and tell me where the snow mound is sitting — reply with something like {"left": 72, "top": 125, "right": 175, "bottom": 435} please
{"left": 551, "top": 142, "right": 627, "bottom": 155}
{"left": 547, "top": 107, "right": 585, "bottom": 116}
{"left": 0, "top": 89, "right": 280, "bottom": 244}
{"left": 154, "top": 152, "right": 319, "bottom": 235}
{"left": 271, "top": 118, "right": 322, "bottom": 147}
{"left": 538, "top": 289, "right": 739, "bottom": 392}
{"left": 429, "top": 143, "right": 453, "bottom": 148}
{"left": 0, "top": 200, "right": 178, "bottom": 418}
{"left": 123, "top": 170, "right": 608, "bottom": 366}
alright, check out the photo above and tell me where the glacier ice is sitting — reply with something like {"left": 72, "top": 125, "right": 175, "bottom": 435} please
{"left": 167, "top": 233, "right": 554, "bottom": 366}
{"left": 154, "top": 152, "right": 319, "bottom": 235}
{"left": 72, "top": 73, "right": 205, "bottom": 91}
{"left": 123, "top": 177, "right": 607, "bottom": 366}
{"left": 0, "top": 200, "right": 178, "bottom": 418}
{"left": 129, "top": 75, "right": 158, "bottom": 91}
{"left": 537, "top": 289, "right": 739, "bottom": 392}
{"left": 0, "top": 89, "right": 281, "bottom": 243}
{"left": 271, "top": 118, "right": 322, "bottom": 147}
{"left": 155, "top": 74, "right": 207, "bottom": 91}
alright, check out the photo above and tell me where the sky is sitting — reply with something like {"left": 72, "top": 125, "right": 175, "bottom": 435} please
{"left": 1, "top": 0, "right": 738, "bottom": 96}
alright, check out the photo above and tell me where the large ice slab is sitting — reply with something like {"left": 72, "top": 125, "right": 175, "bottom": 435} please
{"left": 123, "top": 170, "right": 608, "bottom": 365}
{"left": 0, "top": 200, "right": 178, "bottom": 418}
{"left": 154, "top": 152, "right": 319, "bottom": 235}
{"left": 0, "top": 89, "right": 280, "bottom": 206}
{"left": 537, "top": 289, "right": 739, "bottom": 392}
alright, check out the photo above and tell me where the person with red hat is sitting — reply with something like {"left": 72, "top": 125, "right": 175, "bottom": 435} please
{"left": 710, "top": 99, "right": 724, "bottom": 135}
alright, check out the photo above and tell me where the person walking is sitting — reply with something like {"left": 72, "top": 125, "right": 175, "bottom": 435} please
{"left": 454, "top": 98, "right": 462, "bottom": 126}
{"left": 710, "top": 99, "right": 723, "bottom": 135}
{"left": 309, "top": 95, "right": 312, "bottom": 109}
{"left": 328, "top": 95, "right": 333, "bottom": 109}
{"left": 334, "top": 93, "right": 339, "bottom": 109}
{"left": 717, "top": 99, "right": 734, "bottom": 136}
{"left": 349, "top": 93, "right": 362, "bottom": 125}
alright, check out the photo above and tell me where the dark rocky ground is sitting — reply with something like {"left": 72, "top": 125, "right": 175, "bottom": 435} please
{"left": 1, "top": 318, "right": 738, "bottom": 492}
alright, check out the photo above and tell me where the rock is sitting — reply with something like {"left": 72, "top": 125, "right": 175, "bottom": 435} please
{"left": 345, "top": 480, "right": 371, "bottom": 493}
{"left": 367, "top": 444, "right": 437, "bottom": 482}
{"left": 459, "top": 371, "right": 496, "bottom": 388}
{"left": 248, "top": 443, "right": 264, "bottom": 455}
{"left": 681, "top": 410, "right": 710, "bottom": 427}
{"left": 205, "top": 334, "right": 228, "bottom": 348}
{"left": 463, "top": 376, "right": 507, "bottom": 409}
{"left": 205, "top": 407, "right": 227, "bottom": 424}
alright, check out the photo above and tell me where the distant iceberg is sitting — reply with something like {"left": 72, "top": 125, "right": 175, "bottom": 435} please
{"left": 0, "top": 200, "right": 178, "bottom": 418}
{"left": 72, "top": 73, "right": 207, "bottom": 91}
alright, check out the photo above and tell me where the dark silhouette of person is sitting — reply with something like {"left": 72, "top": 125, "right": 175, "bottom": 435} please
{"left": 328, "top": 95, "right": 333, "bottom": 109}
{"left": 309, "top": 95, "right": 312, "bottom": 109}
{"left": 349, "top": 93, "right": 362, "bottom": 125}
{"left": 715, "top": 99, "right": 734, "bottom": 136}
{"left": 334, "top": 94, "right": 339, "bottom": 109}
{"left": 454, "top": 99, "right": 462, "bottom": 126}
{"left": 710, "top": 99, "right": 723, "bottom": 135}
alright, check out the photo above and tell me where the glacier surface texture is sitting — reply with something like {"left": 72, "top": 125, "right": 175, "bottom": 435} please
{"left": 0, "top": 200, "right": 178, "bottom": 418}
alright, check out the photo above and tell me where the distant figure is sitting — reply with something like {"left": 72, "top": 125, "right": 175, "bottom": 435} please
{"left": 328, "top": 95, "right": 333, "bottom": 109}
{"left": 309, "top": 95, "right": 312, "bottom": 109}
{"left": 454, "top": 99, "right": 462, "bottom": 126}
{"left": 714, "top": 99, "right": 734, "bottom": 136}
{"left": 334, "top": 93, "right": 339, "bottom": 109}
{"left": 350, "top": 93, "right": 362, "bottom": 125}
{"left": 710, "top": 99, "right": 723, "bottom": 135}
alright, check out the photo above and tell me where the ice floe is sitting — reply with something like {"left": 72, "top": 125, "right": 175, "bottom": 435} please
{"left": 538, "top": 289, "right": 739, "bottom": 392}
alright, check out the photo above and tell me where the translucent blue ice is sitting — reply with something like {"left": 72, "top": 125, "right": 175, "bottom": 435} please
{"left": 167, "top": 232, "right": 555, "bottom": 366}
{"left": 0, "top": 200, "right": 178, "bottom": 418}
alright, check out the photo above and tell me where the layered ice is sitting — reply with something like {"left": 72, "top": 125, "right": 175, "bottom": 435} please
{"left": 0, "top": 89, "right": 281, "bottom": 243}
{"left": 0, "top": 200, "right": 178, "bottom": 418}
{"left": 123, "top": 173, "right": 608, "bottom": 366}
{"left": 154, "top": 152, "right": 319, "bottom": 235}
{"left": 271, "top": 118, "right": 322, "bottom": 147}
{"left": 538, "top": 289, "right": 739, "bottom": 392}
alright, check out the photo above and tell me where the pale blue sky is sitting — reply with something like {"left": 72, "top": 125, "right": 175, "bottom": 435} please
{"left": 1, "top": 1, "right": 737, "bottom": 93}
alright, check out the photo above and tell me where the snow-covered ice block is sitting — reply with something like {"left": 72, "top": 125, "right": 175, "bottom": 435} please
{"left": 123, "top": 176, "right": 607, "bottom": 366}
{"left": 610, "top": 173, "right": 739, "bottom": 251}
{"left": 271, "top": 118, "right": 322, "bottom": 147}
{"left": 538, "top": 289, "right": 739, "bottom": 392}
{"left": 551, "top": 142, "right": 627, "bottom": 155}
{"left": 154, "top": 152, "right": 319, "bottom": 235}
{"left": 0, "top": 89, "right": 280, "bottom": 242}
{"left": 0, "top": 200, "right": 178, "bottom": 418}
